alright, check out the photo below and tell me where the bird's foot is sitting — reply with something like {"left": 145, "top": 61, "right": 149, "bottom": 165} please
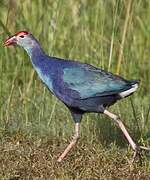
{"left": 130, "top": 145, "right": 150, "bottom": 164}
{"left": 57, "top": 157, "right": 63, "bottom": 163}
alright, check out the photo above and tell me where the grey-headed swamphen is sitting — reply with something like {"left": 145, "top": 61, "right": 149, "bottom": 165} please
{"left": 4, "top": 31, "right": 150, "bottom": 163}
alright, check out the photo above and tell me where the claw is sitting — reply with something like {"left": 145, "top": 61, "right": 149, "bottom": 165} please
{"left": 131, "top": 149, "right": 141, "bottom": 164}
{"left": 131, "top": 144, "right": 150, "bottom": 164}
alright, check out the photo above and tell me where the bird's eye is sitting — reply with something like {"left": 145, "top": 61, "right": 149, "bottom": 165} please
{"left": 20, "top": 35, "right": 24, "bottom": 38}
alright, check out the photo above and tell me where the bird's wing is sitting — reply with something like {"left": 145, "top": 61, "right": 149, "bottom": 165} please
{"left": 62, "top": 64, "right": 132, "bottom": 99}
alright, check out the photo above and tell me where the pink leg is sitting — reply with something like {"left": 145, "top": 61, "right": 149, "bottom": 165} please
{"left": 104, "top": 110, "right": 150, "bottom": 163}
{"left": 57, "top": 123, "right": 80, "bottom": 162}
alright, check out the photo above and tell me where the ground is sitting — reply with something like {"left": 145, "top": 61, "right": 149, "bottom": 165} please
{"left": 0, "top": 135, "right": 150, "bottom": 179}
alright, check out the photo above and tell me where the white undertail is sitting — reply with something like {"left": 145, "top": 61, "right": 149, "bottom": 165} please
{"left": 119, "top": 83, "right": 138, "bottom": 98}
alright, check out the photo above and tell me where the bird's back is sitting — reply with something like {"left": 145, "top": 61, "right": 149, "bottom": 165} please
{"left": 32, "top": 55, "right": 138, "bottom": 111}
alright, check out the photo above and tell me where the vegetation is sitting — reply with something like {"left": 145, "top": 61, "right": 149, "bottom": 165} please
{"left": 0, "top": 0, "right": 150, "bottom": 179}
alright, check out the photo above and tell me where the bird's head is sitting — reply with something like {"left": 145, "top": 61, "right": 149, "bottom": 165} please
{"left": 4, "top": 31, "right": 40, "bottom": 55}
{"left": 4, "top": 31, "right": 37, "bottom": 48}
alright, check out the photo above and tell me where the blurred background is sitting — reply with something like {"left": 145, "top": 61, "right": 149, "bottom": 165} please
{"left": 0, "top": 0, "right": 150, "bottom": 178}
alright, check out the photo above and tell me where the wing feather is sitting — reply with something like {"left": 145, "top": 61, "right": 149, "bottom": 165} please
{"left": 63, "top": 65, "right": 131, "bottom": 99}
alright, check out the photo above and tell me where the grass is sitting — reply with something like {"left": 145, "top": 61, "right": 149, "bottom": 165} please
{"left": 0, "top": 0, "right": 150, "bottom": 179}
{"left": 0, "top": 135, "right": 150, "bottom": 179}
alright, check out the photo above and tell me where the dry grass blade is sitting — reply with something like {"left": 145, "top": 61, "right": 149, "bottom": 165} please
{"left": 116, "top": 0, "right": 132, "bottom": 75}
{"left": 21, "top": 69, "right": 35, "bottom": 103}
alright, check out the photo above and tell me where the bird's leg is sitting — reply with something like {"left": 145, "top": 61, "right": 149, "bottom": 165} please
{"left": 104, "top": 110, "right": 150, "bottom": 163}
{"left": 57, "top": 123, "right": 80, "bottom": 162}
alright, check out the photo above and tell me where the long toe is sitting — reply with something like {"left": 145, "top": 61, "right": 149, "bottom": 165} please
{"left": 131, "top": 149, "right": 141, "bottom": 164}
{"left": 139, "top": 145, "right": 150, "bottom": 151}
{"left": 131, "top": 144, "right": 150, "bottom": 164}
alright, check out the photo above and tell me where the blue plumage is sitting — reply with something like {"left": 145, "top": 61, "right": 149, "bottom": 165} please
{"left": 62, "top": 66, "right": 133, "bottom": 98}
{"left": 17, "top": 34, "right": 138, "bottom": 118}
{"left": 6, "top": 31, "right": 147, "bottom": 163}
{"left": 29, "top": 48, "right": 137, "bottom": 115}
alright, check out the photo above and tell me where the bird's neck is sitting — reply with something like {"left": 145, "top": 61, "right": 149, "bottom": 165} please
{"left": 24, "top": 42, "right": 47, "bottom": 67}
{"left": 24, "top": 42, "right": 43, "bottom": 57}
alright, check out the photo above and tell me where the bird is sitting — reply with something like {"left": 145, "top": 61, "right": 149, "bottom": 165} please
{"left": 4, "top": 31, "right": 150, "bottom": 163}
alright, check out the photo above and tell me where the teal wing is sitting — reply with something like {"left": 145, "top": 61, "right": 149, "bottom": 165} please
{"left": 63, "top": 65, "right": 131, "bottom": 99}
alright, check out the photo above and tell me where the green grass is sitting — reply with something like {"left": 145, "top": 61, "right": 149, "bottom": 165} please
{"left": 0, "top": 0, "right": 150, "bottom": 178}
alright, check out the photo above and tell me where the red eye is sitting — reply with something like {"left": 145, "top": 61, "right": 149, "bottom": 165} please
{"left": 15, "top": 31, "right": 29, "bottom": 38}
{"left": 20, "top": 35, "right": 24, "bottom": 38}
